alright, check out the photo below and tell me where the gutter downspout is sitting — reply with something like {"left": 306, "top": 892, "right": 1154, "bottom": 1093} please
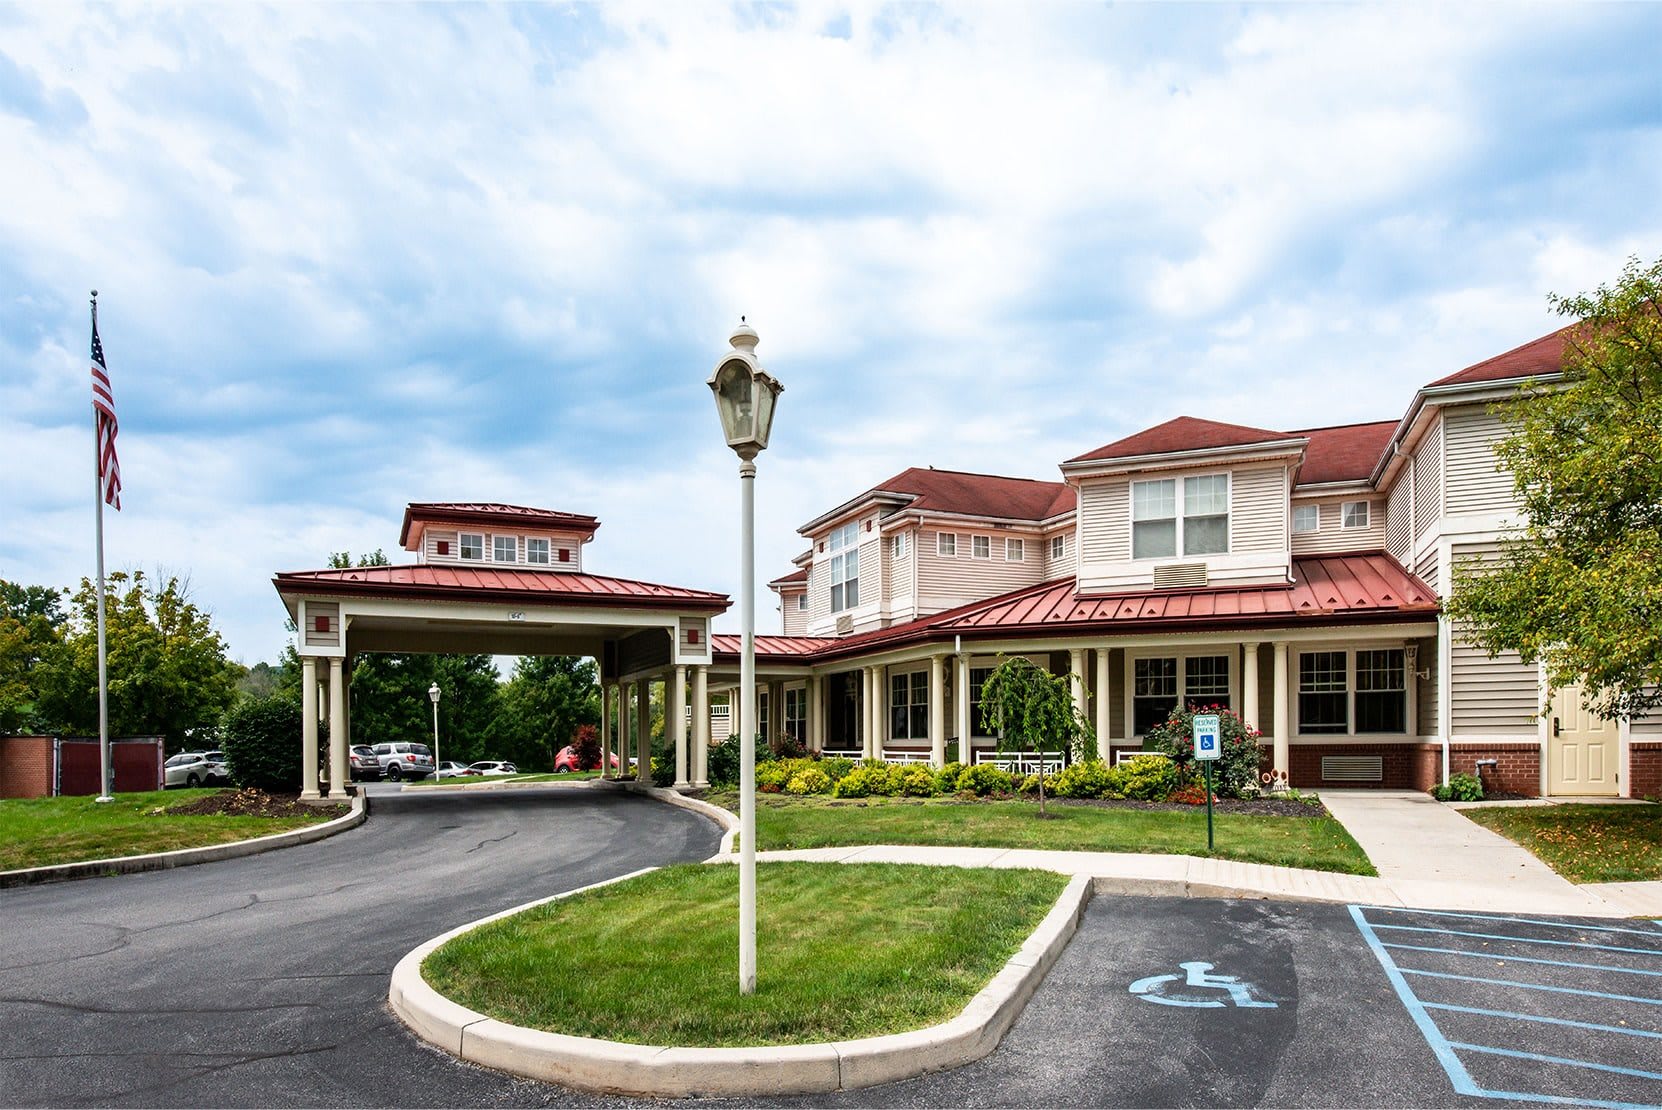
{"left": 1437, "top": 540, "right": 1453, "bottom": 788}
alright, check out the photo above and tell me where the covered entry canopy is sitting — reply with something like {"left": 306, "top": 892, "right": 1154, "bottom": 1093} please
{"left": 272, "top": 502, "right": 732, "bottom": 799}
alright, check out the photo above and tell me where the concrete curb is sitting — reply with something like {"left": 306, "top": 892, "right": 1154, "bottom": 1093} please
{"left": 0, "top": 793, "right": 367, "bottom": 889}
{"left": 388, "top": 868, "right": 1091, "bottom": 1097}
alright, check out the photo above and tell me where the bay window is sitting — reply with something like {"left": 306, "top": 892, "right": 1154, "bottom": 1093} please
{"left": 829, "top": 522, "right": 859, "bottom": 611}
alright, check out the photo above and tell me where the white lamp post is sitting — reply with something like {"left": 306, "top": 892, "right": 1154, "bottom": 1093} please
{"left": 428, "top": 683, "right": 441, "bottom": 781}
{"left": 708, "top": 317, "right": 782, "bottom": 996}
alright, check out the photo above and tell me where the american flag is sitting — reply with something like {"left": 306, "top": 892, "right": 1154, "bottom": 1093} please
{"left": 90, "top": 298, "right": 122, "bottom": 510}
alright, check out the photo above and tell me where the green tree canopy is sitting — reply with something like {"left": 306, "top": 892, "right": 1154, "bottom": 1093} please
{"left": 1447, "top": 255, "right": 1662, "bottom": 720}
{"left": 493, "top": 655, "right": 601, "bottom": 771}
{"left": 348, "top": 652, "right": 502, "bottom": 764}
{"left": 0, "top": 580, "right": 67, "bottom": 734}
{"left": 978, "top": 655, "right": 1091, "bottom": 814}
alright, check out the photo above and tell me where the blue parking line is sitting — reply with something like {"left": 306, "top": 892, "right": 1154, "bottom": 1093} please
{"left": 1423, "top": 1001, "right": 1662, "bottom": 1040}
{"left": 1381, "top": 942, "right": 1662, "bottom": 978}
{"left": 1350, "top": 907, "right": 1481, "bottom": 1093}
{"left": 1448, "top": 1042, "right": 1662, "bottom": 1083}
{"left": 1401, "top": 968, "right": 1662, "bottom": 1007}
{"left": 1371, "top": 923, "right": 1662, "bottom": 958}
{"left": 1359, "top": 906, "right": 1662, "bottom": 940}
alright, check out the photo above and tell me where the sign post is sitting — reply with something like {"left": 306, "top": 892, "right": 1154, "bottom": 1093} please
{"left": 1193, "top": 713, "right": 1220, "bottom": 852}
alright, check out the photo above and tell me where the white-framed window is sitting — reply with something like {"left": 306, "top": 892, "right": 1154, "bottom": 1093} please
{"left": 1342, "top": 501, "right": 1370, "bottom": 529}
{"left": 889, "top": 670, "right": 928, "bottom": 740}
{"left": 969, "top": 665, "right": 994, "bottom": 735}
{"left": 829, "top": 522, "right": 860, "bottom": 612}
{"left": 1005, "top": 537, "right": 1024, "bottom": 562}
{"left": 526, "top": 537, "right": 550, "bottom": 564}
{"left": 459, "top": 533, "right": 484, "bottom": 560}
{"left": 972, "top": 535, "right": 991, "bottom": 559}
{"left": 891, "top": 532, "right": 908, "bottom": 559}
{"left": 796, "top": 593, "right": 808, "bottom": 611}
{"left": 1296, "top": 647, "right": 1406, "bottom": 735}
{"left": 1292, "top": 504, "right": 1320, "bottom": 534}
{"left": 1131, "top": 474, "right": 1230, "bottom": 559}
{"left": 1051, "top": 534, "right": 1065, "bottom": 560}
{"left": 1132, "top": 654, "right": 1233, "bottom": 734}
{"left": 492, "top": 535, "right": 517, "bottom": 563}
{"left": 937, "top": 532, "right": 956, "bottom": 557}
{"left": 1298, "top": 651, "right": 1350, "bottom": 734}
{"left": 784, "top": 687, "right": 807, "bottom": 746}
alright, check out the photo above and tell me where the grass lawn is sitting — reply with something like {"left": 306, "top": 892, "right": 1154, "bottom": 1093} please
{"left": 0, "top": 789, "right": 335, "bottom": 872}
{"left": 1462, "top": 804, "right": 1662, "bottom": 883}
{"left": 423, "top": 861, "right": 1066, "bottom": 1047}
{"left": 711, "top": 793, "right": 1375, "bottom": 876}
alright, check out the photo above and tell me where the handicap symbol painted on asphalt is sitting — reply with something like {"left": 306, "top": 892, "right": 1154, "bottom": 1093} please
{"left": 1129, "top": 961, "right": 1279, "bottom": 1008}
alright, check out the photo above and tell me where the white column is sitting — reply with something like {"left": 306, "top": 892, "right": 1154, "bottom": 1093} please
{"left": 636, "top": 679, "right": 651, "bottom": 783}
{"left": 1272, "top": 641, "right": 1290, "bottom": 787}
{"left": 1095, "top": 647, "right": 1111, "bottom": 761}
{"left": 955, "top": 653, "right": 971, "bottom": 763}
{"left": 598, "top": 682, "right": 612, "bottom": 779}
{"left": 929, "top": 654, "right": 947, "bottom": 768}
{"left": 328, "top": 657, "right": 348, "bottom": 795}
{"left": 872, "top": 665, "right": 886, "bottom": 761}
{"left": 300, "top": 657, "right": 319, "bottom": 799}
{"left": 1243, "top": 643, "right": 1261, "bottom": 735}
{"left": 692, "top": 666, "right": 710, "bottom": 787}
{"left": 1069, "top": 648, "right": 1088, "bottom": 748}
{"left": 673, "top": 665, "right": 689, "bottom": 788}
{"left": 806, "top": 674, "right": 821, "bottom": 754}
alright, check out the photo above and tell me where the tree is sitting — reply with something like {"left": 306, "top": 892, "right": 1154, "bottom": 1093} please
{"left": 493, "top": 655, "right": 601, "bottom": 771}
{"left": 0, "top": 580, "right": 67, "bottom": 735}
{"left": 977, "top": 656, "right": 1091, "bottom": 814}
{"left": 1447, "top": 255, "right": 1662, "bottom": 720}
{"left": 349, "top": 652, "right": 501, "bottom": 764}
{"left": 223, "top": 694, "right": 304, "bottom": 791}
{"left": 34, "top": 571, "right": 239, "bottom": 748}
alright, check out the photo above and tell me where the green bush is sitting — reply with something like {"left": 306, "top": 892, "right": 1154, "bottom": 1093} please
{"left": 934, "top": 761, "right": 967, "bottom": 794}
{"left": 1054, "top": 758, "right": 1115, "bottom": 799}
{"left": 756, "top": 760, "right": 793, "bottom": 790}
{"left": 650, "top": 753, "right": 675, "bottom": 788}
{"left": 785, "top": 767, "right": 831, "bottom": 795}
{"left": 896, "top": 764, "right": 939, "bottom": 797}
{"left": 223, "top": 694, "right": 304, "bottom": 792}
{"left": 706, "top": 732, "right": 770, "bottom": 787}
{"left": 1144, "top": 705, "right": 1263, "bottom": 799}
{"left": 1118, "top": 754, "right": 1179, "bottom": 801}
{"left": 832, "top": 763, "right": 902, "bottom": 798}
{"left": 1016, "top": 771, "right": 1061, "bottom": 796}
{"left": 819, "top": 757, "right": 856, "bottom": 783}
{"left": 955, "top": 763, "right": 1014, "bottom": 796}
{"left": 1432, "top": 772, "right": 1484, "bottom": 802}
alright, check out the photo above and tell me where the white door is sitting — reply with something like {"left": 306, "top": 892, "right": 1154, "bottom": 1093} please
{"left": 1547, "top": 686, "right": 1619, "bottom": 796}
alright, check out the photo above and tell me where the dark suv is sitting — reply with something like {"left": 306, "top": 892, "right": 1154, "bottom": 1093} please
{"left": 373, "top": 742, "right": 434, "bottom": 781}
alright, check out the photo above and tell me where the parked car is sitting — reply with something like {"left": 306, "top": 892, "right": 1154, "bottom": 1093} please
{"left": 435, "top": 760, "right": 473, "bottom": 779}
{"left": 373, "top": 742, "right": 435, "bottom": 781}
{"left": 465, "top": 761, "right": 517, "bottom": 776}
{"left": 164, "top": 751, "right": 228, "bottom": 788}
{"left": 553, "top": 746, "right": 621, "bottom": 773}
{"left": 349, "top": 745, "right": 382, "bottom": 782}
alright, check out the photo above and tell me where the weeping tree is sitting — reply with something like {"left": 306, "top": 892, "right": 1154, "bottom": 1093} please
{"left": 978, "top": 655, "right": 1092, "bottom": 815}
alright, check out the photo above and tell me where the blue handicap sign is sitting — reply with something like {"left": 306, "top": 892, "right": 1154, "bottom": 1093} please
{"left": 1193, "top": 713, "right": 1221, "bottom": 761}
{"left": 1129, "top": 961, "right": 1278, "bottom": 1008}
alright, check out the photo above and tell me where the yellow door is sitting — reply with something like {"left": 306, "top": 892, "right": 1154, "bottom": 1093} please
{"left": 1547, "top": 686, "right": 1619, "bottom": 796}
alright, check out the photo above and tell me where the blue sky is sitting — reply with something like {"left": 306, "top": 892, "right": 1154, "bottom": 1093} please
{"left": 2, "top": 2, "right": 1660, "bottom": 667}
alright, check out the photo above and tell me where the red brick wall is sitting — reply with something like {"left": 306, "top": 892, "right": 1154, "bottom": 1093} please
{"left": 1415, "top": 742, "right": 1541, "bottom": 796}
{"left": 1251, "top": 741, "right": 1545, "bottom": 796}
{"left": 0, "top": 736, "right": 56, "bottom": 798}
{"left": 1632, "top": 742, "right": 1662, "bottom": 801}
{"left": 1282, "top": 744, "right": 1421, "bottom": 789}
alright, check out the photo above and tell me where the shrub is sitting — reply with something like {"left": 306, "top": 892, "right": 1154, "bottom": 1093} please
{"left": 934, "top": 761, "right": 967, "bottom": 794}
{"left": 785, "top": 767, "right": 831, "bottom": 795}
{"left": 1168, "top": 782, "right": 1214, "bottom": 806}
{"left": 832, "top": 763, "right": 901, "bottom": 798}
{"left": 819, "top": 757, "right": 856, "bottom": 783}
{"left": 568, "top": 723, "right": 600, "bottom": 771}
{"left": 770, "top": 731, "right": 806, "bottom": 760}
{"left": 706, "top": 731, "right": 770, "bottom": 788}
{"left": 896, "top": 764, "right": 939, "bottom": 797}
{"left": 1118, "top": 754, "right": 1179, "bottom": 801}
{"left": 1432, "top": 772, "right": 1484, "bottom": 802}
{"left": 1054, "top": 758, "right": 1115, "bottom": 799}
{"left": 223, "top": 694, "right": 304, "bottom": 792}
{"left": 956, "top": 763, "right": 1014, "bottom": 796}
{"left": 1145, "top": 705, "right": 1262, "bottom": 799}
{"left": 756, "top": 760, "right": 793, "bottom": 790}
{"left": 650, "top": 753, "right": 675, "bottom": 788}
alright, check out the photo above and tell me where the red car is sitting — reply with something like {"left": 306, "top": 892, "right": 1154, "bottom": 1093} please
{"left": 553, "top": 745, "right": 621, "bottom": 773}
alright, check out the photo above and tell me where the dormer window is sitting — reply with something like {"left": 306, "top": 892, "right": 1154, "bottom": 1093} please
{"left": 1132, "top": 475, "right": 1229, "bottom": 559}
{"left": 1293, "top": 504, "right": 1320, "bottom": 534}
{"left": 972, "top": 536, "right": 991, "bottom": 559}
{"left": 1051, "top": 535, "right": 1065, "bottom": 560}
{"left": 493, "top": 536, "right": 517, "bottom": 562}
{"left": 937, "top": 532, "right": 957, "bottom": 556}
{"left": 1005, "top": 538, "right": 1024, "bottom": 562}
{"left": 1342, "top": 501, "right": 1370, "bottom": 529}
{"left": 526, "top": 538, "right": 550, "bottom": 565}
{"left": 459, "top": 533, "right": 484, "bottom": 560}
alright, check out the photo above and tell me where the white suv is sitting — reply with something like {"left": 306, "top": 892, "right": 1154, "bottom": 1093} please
{"left": 164, "top": 751, "right": 229, "bottom": 788}
{"left": 373, "top": 742, "right": 435, "bottom": 781}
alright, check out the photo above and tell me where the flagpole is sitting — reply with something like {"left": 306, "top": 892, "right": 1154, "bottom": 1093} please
{"left": 92, "top": 290, "right": 113, "bottom": 804}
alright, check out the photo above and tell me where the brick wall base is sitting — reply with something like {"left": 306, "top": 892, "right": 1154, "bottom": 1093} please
{"left": 0, "top": 736, "right": 55, "bottom": 798}
{"left": 1412, "top": 742, "right": 1541, "bottom": 796}
{"left": 1245, "top": 741, "right": 1545, "bottom": 796}
{"left": 1632, "top": 743, "right": 1662, "bottom": 801}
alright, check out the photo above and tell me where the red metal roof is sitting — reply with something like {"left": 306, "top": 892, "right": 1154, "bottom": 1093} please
{"left": 711, "top": 552, "right": 1436, "bottom": 665}
{"left": 1427, "top": 326, "right": 1568, "bottom": 388}
{"left": 1290, "top": 421, "right": 1397, "bottom": 485}
{"left": 1068, "top": 417, "right": 1297, "bottom": 465}
{"left": 807, "top": 467, "right": 1075, "bottom": 531}
{"left": 768, "top": 567, "right": 808, "bottom": 588}
{"left": 399, "top": 503, "right": 601, "bottom": 546}
{"left": 274, "top": 564, "right": 728, "bottom": 611}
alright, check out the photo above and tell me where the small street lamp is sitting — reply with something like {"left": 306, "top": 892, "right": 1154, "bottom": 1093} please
{"left": 428, "top": 683, "right": 441, "bottom": 782}
{"left": 708, "top": 318, "right": 782, "bottom": 997}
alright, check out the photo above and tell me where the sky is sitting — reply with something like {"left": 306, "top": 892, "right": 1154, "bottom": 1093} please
{"left": 2, "top": 2, "right": 1661, "bottom": 669}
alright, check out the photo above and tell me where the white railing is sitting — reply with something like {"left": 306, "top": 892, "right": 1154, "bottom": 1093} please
{"left": 882, "top": 750, "right": 934, "bottom": 765}
{"left": 1115, "top": 749, "right": 1169, "bottom": 765}
{"left": 820, "top": 749, "right": 863, "bottom": 761}
{"left": 973, "top": 751, "right": 1065, "bottom": 775}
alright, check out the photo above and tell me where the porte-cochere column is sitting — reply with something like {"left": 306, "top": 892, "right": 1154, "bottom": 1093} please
{"left": 327, "top": 657, "right": 348, "bottom": 797}
{"left": 301, "top": 657, "right": 319, "bottom": 800}
{"left": 692, "top": 665, "right": 710, "bottom": 788}
{"left": 673, "top": 665, "right": 689, "bottom": 789}
{"left": 635, "top": 679, "right": 651, "bottom": 783}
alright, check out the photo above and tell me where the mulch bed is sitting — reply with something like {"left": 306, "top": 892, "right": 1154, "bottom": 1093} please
{"left": 164, "top": 789, "right": 346, "bottom": 819}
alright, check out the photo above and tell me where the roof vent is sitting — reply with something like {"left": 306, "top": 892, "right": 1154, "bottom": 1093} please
{"left": 1152, "top": 563, "right": 1208, "bottom": 589}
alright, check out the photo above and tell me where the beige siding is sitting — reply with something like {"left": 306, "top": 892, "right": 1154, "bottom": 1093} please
{"left": 1631, "top": 708, "right": 1662, "bottom": 738}
{"left": 804, "top": 558, "right": 830, "bottom": 625}
{"left": 423, "top": 527, "right": 583, "bottom": 571}
{"left": 1043, "top": 526, "right": 1076, "bottom": 580}
{"left": 1078, "top": 478, "right": 1130, "bottom": 564}
{"left": 916, "top": 528, "right": 1044, "bottom": 610}
{"left": 882, "top": 527, "right": 918, "bottom": 620}
{"left": 1416, "top": 634, "right": 1438, "bottom": 735}
{"left": 1450, "top": 627, "right": 1538, "bottom": 736}
{"left": 780, "top": 589, "right": 808, "bottom": 636}
{"left": 1290, "top": 495, "right": 1386, "bottom": 555}
{"left": 1385, "top": 474, "right": 1412, "bottom": 562}
{"left": 303, "top": 601, "right": 341, "bottom": 648}
{"left": 678, "top": 617, "right": 710, "bottom": 663}
{"left": 1444, "top": 405, "right": 1520, "bottom": 517}
{"left": 1413, "top": 419, "right": 1442, "bottom": 539}
{"left": 1230, "top": 467, "right": 1286, "bottom": 553}
{"left": 422, "top": 529, "right": 459, "bottom": 562}
{"left": 1414, "top": 546, "right": 1439, "bottom": 595}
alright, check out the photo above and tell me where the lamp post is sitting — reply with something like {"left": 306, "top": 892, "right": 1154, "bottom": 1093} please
{"left": 708, "top": 318, "right": 782, "bottom": 996}
{"left": 428, "top": 683, "right": 441, "bottom": 782}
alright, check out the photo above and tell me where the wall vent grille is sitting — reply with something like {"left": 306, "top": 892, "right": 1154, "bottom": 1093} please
{"left": 1321, "top": 755, "right": 1384, "bottom": 782}
{"left": 1152, "top": 563, "right": 1208, "bottom": 589}
{"left": 835, "top": 614, "right": 854, "bottom": 635}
